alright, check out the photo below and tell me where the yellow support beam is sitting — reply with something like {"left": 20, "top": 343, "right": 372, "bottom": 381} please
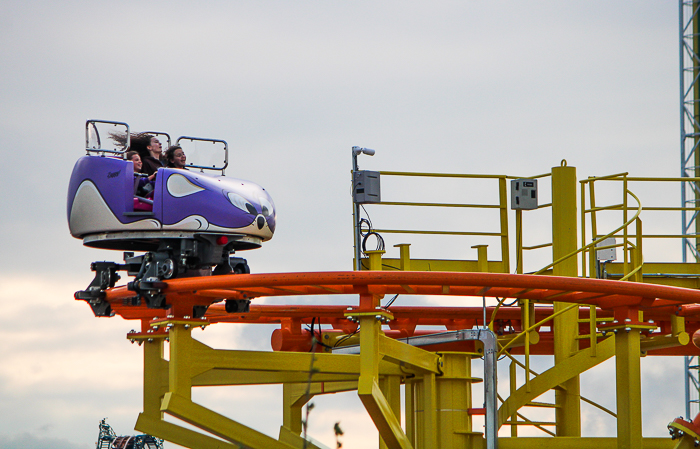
{"left": 615, "top": 329, "right": 643, "bottom": 449}
{"left": 551, "top": 162, "right": 582, "bottom": 437}
{"left": 162, "top": 392, "right": 296, "bottom": 449}
{"left": 136, "top": 413, "right": 240, "bottom": 449}
{"left": 395, "top": 243, "right": 411, "bottom": 271}
{"left": 437, "top": 352, "right": 479, "bottom": 449}
{"left": 378, "top": 334, "right": 441, "bottom": 374}
{"left": 357, "top": 312, "right": 413, "bottom": 449}
{"left": 379, "top": 375, "right": 402, "bottom": 449}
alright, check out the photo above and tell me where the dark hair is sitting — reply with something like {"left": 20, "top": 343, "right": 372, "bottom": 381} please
{"left": 125, "top": 151, "right": 139, "bottom": 161}
{"left": 109, "top": 132, "right": 154, "bottom": 160}
{"left": 164, "top": 145, "right": 183, "bottom": 167}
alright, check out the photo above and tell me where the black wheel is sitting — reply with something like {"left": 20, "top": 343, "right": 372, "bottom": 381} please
{"left": 233, "top": 263, "right": 250, "bottom": 274}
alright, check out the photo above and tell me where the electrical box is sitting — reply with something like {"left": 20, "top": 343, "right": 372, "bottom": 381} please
{"left": 353, "top": 170, "right": 381, "bottom": 204}
{"left": 596, "top": 237, "right": 617, "bottom": 261}
{"left": 511, "top": 178, "right": 538, "bottom": 210}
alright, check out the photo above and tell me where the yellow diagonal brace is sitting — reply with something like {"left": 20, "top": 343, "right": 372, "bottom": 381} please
{"left": 498, "top": 336, "right": 615, "bottom": 427}
{"left": 379, "top": 335, "right": 441, "bottom": 374}
{"left": 136, "top": 413, "right": 237, "bottom": 449}
{"left": 358, "top": 377, "right": 413, "bottom": 449}
{"left": 278, "top": 426, "right": 325, "bottom": 449}
{"left": 162, "top": 392, "right": 295, "bottom": 449}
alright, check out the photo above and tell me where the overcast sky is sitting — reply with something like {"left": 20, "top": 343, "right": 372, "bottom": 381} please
{"left": 0, "top": 1, "right": 687, "bottom": 448}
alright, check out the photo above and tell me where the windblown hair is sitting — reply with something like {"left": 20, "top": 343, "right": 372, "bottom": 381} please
{"left": 109, "top": 132, "right": 154, "bottom": 160}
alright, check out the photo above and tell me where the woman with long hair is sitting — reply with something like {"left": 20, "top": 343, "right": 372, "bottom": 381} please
{"left": 111, "top": 132, "right": 163, "bottom": 176}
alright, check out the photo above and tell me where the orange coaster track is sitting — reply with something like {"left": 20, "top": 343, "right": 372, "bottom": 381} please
{"left": 90, "top": 271, "right": 700, "bottom": 449}
{"left": 101, "top": 271, "right": 700, "bottom": 356}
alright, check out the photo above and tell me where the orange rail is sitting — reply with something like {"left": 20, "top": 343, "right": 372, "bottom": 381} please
{"left": 89, "top": 271, "right": 700, "bottom": 356}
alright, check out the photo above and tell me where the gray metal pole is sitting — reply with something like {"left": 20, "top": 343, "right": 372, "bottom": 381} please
{"left": 352, "top": 149, "right": 361, "bottom": 271}
{"left": 479, "top": 328, "right": 499, "bottom": 449}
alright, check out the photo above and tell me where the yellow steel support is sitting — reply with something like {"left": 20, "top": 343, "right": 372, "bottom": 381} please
{"left": 357, "top": 309, "right": 413, "bottom": 449}
{"left": 379, "top": 375, "right": 402, "bottom": 449}
{"left": 377, "top": 257, "right": 508, "bottom": 273}
{"left": 551, "top": 162, "right": 581, "bottom": 437}
{"left": 614, "top": 327, "right": 643, "bottom": 449}
{"left": 358, "top": 254, "right": 412, "bottom": 449}
{"left": 406, "top": 378, "right": 416, "bottom": 446}
{"left": 136, "top": 311, "right": 435, "bottom": 449}
{"left": 435, "top": 352, "right": 480, "bottom": 448}
{"left": 623, "top": 177, "right": 629, "bottom": 275}
{"left": 367, "top": 250, "right": 386, "bottom": 271}
{"left": 395, "top": 244, "right": 412, "bottom": 271}
{"left": 587, "top": 179, "right": 598, "bottom": 280}
{"left": 142, "top": 338, "right": 167, "bottom": 420}
{"left": 499, "top": 177, "right": 511, "bottom": 273}
{"left": 515, "top": 209, "right": 524, "bottom": 274}
{"left": 161, "top": 392, "right": 297, "bottom": 449}
{"left": 634, "top": 219, "right": 643, "bottom": 283}
{"left": 420, "top": 372, "right": 438, "bottom": 449}
{"left": 282, "top": 383, "right": 306, "bottom": 435}
{"left": 379, "top": 335, "right": 440, "bottom": 374}
{"left": 473, "top": 245, "right": 489, "bottom": 272}
{"left": 136, "top": 413, "right": 242, "bottom": 449}
{"left": 169, "top": 323, "right": 194, "bottom": 400}
{"left": 510, "top": 361, "right": 518, "bottom": 437}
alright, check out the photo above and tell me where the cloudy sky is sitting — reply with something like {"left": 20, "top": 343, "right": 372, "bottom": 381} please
{"left": 0, "top": 1, "right": 687, "bottom": 448}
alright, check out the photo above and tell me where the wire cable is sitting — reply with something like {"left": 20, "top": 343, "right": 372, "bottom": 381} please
{"left": 383, "top": 294, "right": 399, "bottom": 310}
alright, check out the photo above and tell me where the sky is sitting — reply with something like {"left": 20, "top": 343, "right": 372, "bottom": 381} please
{"left": 0, "top": 1, "right": 688, "bottom": 448}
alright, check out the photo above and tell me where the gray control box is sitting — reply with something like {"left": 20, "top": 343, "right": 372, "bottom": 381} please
{"left": 596, "top": 237, "right": 617, "bottom": 261}
{"left": 353, "top": 170, "right": 381, "bottom": 203}
{"left": 511, "top": 178, "right": 538, "bottom": 210}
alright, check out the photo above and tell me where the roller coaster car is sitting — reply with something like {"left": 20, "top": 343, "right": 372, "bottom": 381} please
{"left": 71, "top": 120, "right": 275, "bottom": 316}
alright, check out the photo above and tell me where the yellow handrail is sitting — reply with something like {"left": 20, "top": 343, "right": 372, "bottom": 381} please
{"left": 496, "top": 303, "right": 579, "bottom": 356}
{"left": 498, "top": 350, "right": 617, "bottom": 418}
{"left": 535, "top": 186, "right": 643, "bottom": 276}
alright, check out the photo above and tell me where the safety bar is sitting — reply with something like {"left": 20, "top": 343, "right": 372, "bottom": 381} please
{"left": 85, "top": 120, "right": 129, "bottom": 155}
{"left": 176, "top": 136, "right": 229, "bottom": 175}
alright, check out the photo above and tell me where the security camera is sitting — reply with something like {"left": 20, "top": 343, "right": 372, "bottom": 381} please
{"left": 352, "top": 146, "right": 376, "bottom": 156}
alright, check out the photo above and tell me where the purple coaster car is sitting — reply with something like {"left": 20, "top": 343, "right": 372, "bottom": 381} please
{"left": 67, "top": 153, "right": 275, "bottom": 252}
